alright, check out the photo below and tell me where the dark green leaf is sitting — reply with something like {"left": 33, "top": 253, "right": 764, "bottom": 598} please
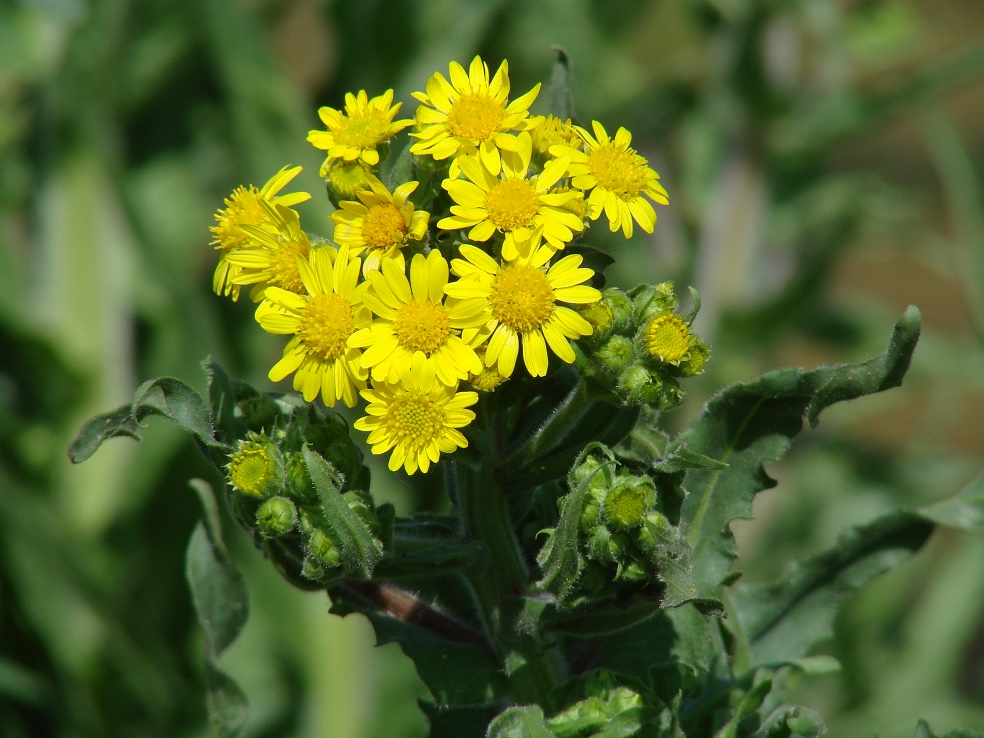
{"left": 303, "top": 446, "right": 383, "bottom": 578}
{"left": 733, "top": 510, "right": 934, "bottom": 665}
{"left": 677, "top": 307, "right": 921, "bottom": 593}
{"left": 421, "top": 701, "right": 499, "bottom": 738}
{"left": 713, "top": 673, "right": 772, "bottom": 738}
{"left": 203, "top": 359, "right": 246, "bottom": 443}
{"left": 548, "top": 47, "right": 574, "bottom": 121}
{"left": 642, "top": 519, "right": 722, "bottom": 613}
{"left": 185, "top": 480, "right": 250, "bottom": 737}
{"left": 913, "top": 719, "right": 984, "bottom": 738}
{"left": 541, "top": 597, "right": 665, "bottom": 637}
{"left": 375, "top": 541, "right": 489, "bottom": 579}
{"left": 487, "top": 705, "right": 556, "bottom": 738}
{"left": 69, "top": 376, "right": 227, "bottom": 463}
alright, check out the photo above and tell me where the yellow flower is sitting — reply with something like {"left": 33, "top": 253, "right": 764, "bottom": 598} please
{"left": 410, "top": 56, "right": 540, "bottom": 177}
{"left": 643, "top": 314, "right": 690, "bottom": 364}
{"left": 553, "top": 121, "right": 669, "bottom": 238}
{"left": 324, "top": 159, "right": 375, "bottom": 197}
{"left": 530, "top": 115, "right": 580, "bottom": 160}
{"left": 210, "top": 165, "right": 310, "bottom": 300}
{"left": 331, "top": 178, "right": 430, "bottom": 275}
{"left": 445, "top": 240, "right": 601, "bottom": 378}
{"left": 349, "top": 250, "right": 486, "bottom": 387}
{"left": 353, "top": 355, "right": 478, "bottom": 475}
{"left": 438, "top": 132, "right": 583, "bottom": 261}
{"left": 256, "top": 247, "right": 371, "bottom": 408}
{"left": 226, "top": 201, "right": 322, "bottom": 302}
{"left": 227, "top": 436, "right": 278, "bottom": 498}
{"left": 308, "top": 89, "right": 412, "bottom": 168}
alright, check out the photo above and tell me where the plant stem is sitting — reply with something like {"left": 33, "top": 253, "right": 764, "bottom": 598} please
{"left": 453, "top": 429, "right": 565, "bottom": 706}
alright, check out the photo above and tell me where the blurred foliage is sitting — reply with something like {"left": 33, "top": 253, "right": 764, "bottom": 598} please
{"left": 1, "top": 0, "right": 982, "bottom": 736}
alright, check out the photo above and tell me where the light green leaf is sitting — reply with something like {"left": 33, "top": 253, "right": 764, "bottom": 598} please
{"left": 677, "top": 307, "right": 921, "bottom": 593}
{"left": 918, "top": 472, "right": 984, "bottom": 531}
{"left": 302, "top": 446, "right": 383, "bottom": 578}
{"left": 487, "top": 705, "right": 556, "bottom": 738}
{"left": 753, "top": 706, "right": 827, "bottom": 737}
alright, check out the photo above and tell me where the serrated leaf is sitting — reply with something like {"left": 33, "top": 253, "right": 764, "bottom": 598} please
{"left": 677, "top": 307, "right": 921, "bottom": 593}
{"left": 303, "top": 446, "right": 383, "bottom": 578}
{"left": 733, "top": 510, "right": 934, "bottom": 665}
{"left": 487, "top": 705, "right": 556, "bottom": 738}
{"left": 536, "top": 444, "right": 616, "bottom": 601}
{"left": 69, "top": 376, "right": 228, "bottom": 463}
{"left": 185, "top": 479, "right": 250, "bottom": 738}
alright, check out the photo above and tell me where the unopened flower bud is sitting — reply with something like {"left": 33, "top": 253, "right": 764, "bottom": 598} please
{"left": 578, "top": 301, "right": 614, "bottom": 341}
{"left": 236, "top": 394, "right": 280, "bottom": 432}
{"left": 256, "top": 496, "right": 297, "bottom": 537}
{"left": 603, "top": 482, "right": 653, "bottom": 529}
{"left": 602, "top": 289, "right": 634, "bottom": 334}
{"left": 635, "top": 511, "right": 671, "bottom": 550}
{"left": 308, "top": 529, "right": 343, "bottom": 567}
{"left": 616, "top": 364, "right": 664, "bottom": 405}
{"left": 633, "top": 281, "right": 678, "bottom": 324}
{"left": 324, "top": 160, "right": 375, "bottom": 206}
{"left": 595, "top": 335, "right": 634, "bottom": 374}
{"left": 679, "top": 336, "right": 709, "bottom": 376}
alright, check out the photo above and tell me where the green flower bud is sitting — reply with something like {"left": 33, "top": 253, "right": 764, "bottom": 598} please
{"left": 595, "top": 335, "right": 635, "bottom": 374}
{"left": 570, "top": 453, "right": 606, "bottom": 490}
{"left": 679, "top": 335, "right": 710, "bottom": 377}
{"left": 236, "top": 394, "right": 281, "bottom": 432}
{"left": 616, "top": 364, "right": 664, "bottom": 406}
{"left": 602, "top": 289, "right": 634, "bottom": 334}
{"left": 324, "top": 160, "right": 375, "bottom": 207}
{"left": 635, "top": 511, "right": 671, "bottom": 550}
{"left": 580, "top": 497, "right": 601, "bottom": 530}
{"left": 588, "top": 526, "right": 616, "bottom": 564}
{"left": 603, "top": 482, "right": 653, "bottom": 529}
{"left": 308, "top": 529, "right": 343, "bottom": 567}
{"left": 256, "top": 496, "right": 297, "bottom": 537}
{"left": 226, "top": 435, "right": 279, "bottom": 498}
{"left": 286, "top": 453, "right": 315, "bottom": 499}
{"left": 301, "top": 555, "right": 328, "bottom": 581}
{"left": 578, "top": 301, "right": 614, "bottom": 341}
{"left": 298, "top": 506, "right": 321, "bottom": 535}
{"left": 633, "top": 281, "right": 678, "bottom": 324}
{"left": 619, "top": 559, "right": 649, "bottom": 582}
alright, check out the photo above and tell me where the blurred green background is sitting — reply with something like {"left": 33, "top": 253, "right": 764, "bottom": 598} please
{"left": 2, "top": 0, "right": 983, "bottom": 736}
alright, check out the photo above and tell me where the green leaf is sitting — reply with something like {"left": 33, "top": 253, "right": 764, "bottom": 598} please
{"left": 302, "top": 446, "right": 383, "bottom": 578}
{"left": 712, "top": 672, "right": 773, "bottom": 738}
{"left": 68, "top": 376, "right": 228, "bottom": 463}
{"left": 375, "top": 540, "right": 489, "bottom": 579}
{"left": 202, "top": 359, "right": 246, "bottom": 443}
{"left": 914, "top": 719, "right": 984, "bottom": 738}
{"left": 421, "top": 702, "right": 500, "bottom": 738}
{"left": 536, "top": 444, "right": 617, "bottom": 602}
{"left": 329, "top": 583, "right": 507, "bottom": 707}
{"left": 185, "top": 479, "right": 250, "bottom": 737}
{"left": 753, "top": 706, "right": 827, "bottom": 737}
{"left": 918, "top": 472, "right": 984, "bottom": 531}
{"left": 487, "top": 705, "right": 556, "bottom": 738}
{"left": 541, "top": 597, "right": 666, "bottom": 637}
{"left": 732, "top": 510, "right": 934, "bottom": 665}
{"left": 641, "top": 518, "right": 722, "bottom": 613}
{"left": 548, "top": 47, "right": 574, "bottom": 120}
{"left": 677, "top": 307, "right": 921, "bottom": 593}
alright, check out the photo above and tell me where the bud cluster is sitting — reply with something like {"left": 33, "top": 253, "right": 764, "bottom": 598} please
{"left": 578, "top": 281, "right": 708, "bottom": 409}
{"left": 224, "top": 389, "right": 380, "bottom": 584}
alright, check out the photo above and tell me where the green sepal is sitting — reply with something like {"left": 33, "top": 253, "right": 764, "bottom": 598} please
{"left": 536, "top": 444, "right": 617, "bottom": 603}
{"left": 185, "top": 479, "right": 250, "bottom": 738}
{"left": 732, "top": 509, "right": 935, "bottom": 665}
{"left": 302, "top": 446, "right": 383, "bottom": 578}
{"left": 487, "top": 705, "right": 556, "bottom": 738}
{"left": 677, "top": 306, "right": 921, "bottom": 594}
{"left": 68, "top": 375, "right": 229, "bottom": 464}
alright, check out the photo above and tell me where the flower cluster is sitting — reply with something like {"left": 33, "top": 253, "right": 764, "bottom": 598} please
{"left": 209, "top": 56, "right": 676, "bottom": 474}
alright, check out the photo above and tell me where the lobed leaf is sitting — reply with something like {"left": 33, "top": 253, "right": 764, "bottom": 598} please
{"left": 677, "top": 307, "right": 921, "bottom": 594}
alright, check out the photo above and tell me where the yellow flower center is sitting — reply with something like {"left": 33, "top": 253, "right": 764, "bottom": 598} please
{"left": 269, "top": 237, "right": 311, "bottom": 293}
{"left": 335, "top": 112, "right": 392, "bottom": 149}
{"left": 469, "top": 365, "right": 507, "bottom": 392}
{"left": 387, "top": 395, "right": 445, "bottom": 447}
{"left": 489, "top": 263, "right": 555, "bottom": 333}
{"left": 604, "top": 484, "right": 648, "bottom": 528}
{"left": 393, "top": 300, "right": 451, "bottom": 354}
{"left": 211, "top": 186, "right": 264, "bottom": 251}
{"left": 445, "top": 92, "right": 506, "bottom": 142}
{"left": 532, "top": 117, "right": 578, "bottom": 157}
{"left": 228, "top": 443, "right": 276, "bottom": 498}
{"left": 362, "top": 203, "right": 409, "bottom": 249}
{"left": 485, "top": 179, "right": 539, "bottom": 231}
{"left": 644, "top": 315, "right": 690, "bottom": 363}
{"left": 588, "top": 144, "right": 649, "bottom": 199}
{"left": 301, "top": 293, "right": 356, "bottom": 361}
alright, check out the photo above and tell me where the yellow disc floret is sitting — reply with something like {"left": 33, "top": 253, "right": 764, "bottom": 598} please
{"left": 301, "top": 293, "right": 356, "bottom": 361}
{"left": 393, "top": 301, "right": 452, "bottom": 354}
{"left": 643, "top": 315, "right": 690, "bottom": 364}
{"left": 488, "top": 264, "right": 555, "bottom": 333}
{"left": 227, "top": 438, "right": 278, "bottom": 498}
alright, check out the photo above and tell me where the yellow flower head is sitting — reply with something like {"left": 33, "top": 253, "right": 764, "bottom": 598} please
{"left": 643, "top": 314, "right": 690, "bottom": 364}
{"left": 530, "top": 115, "right": 580, "bottom": 159}
{"left": 331, "top": 177, "right": 430, "bottom": 275}
{"left": 308, "top": 89, "right": 412, "bottom": 168}
{"left": 210, "top": 165, "right": 310, "bottom": 300}
{"left": 353, "top": 355, "right": 478, "bottom": 475}
{"left": 227, "top": 436, "right": 278, "bottom": 498}
{"left": 410, "top": 56, "right": 541, "bottom": 178}
{"left": 256, "top": 247, "right": 371, "bottom": 408}
{"left": 349, "top": 250, "right": 487, "bottom": 388}
{"left": 438, "top": 133, "right": 583, "bottom": 261}
{"left": 226, "top": 201, "right": 319, "bottom": 302}
{"left": 553, "top": 121, "right": 669, "bottom": 238}
{"left": 445, "top": 240, "right": 601, "bottom": 378}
